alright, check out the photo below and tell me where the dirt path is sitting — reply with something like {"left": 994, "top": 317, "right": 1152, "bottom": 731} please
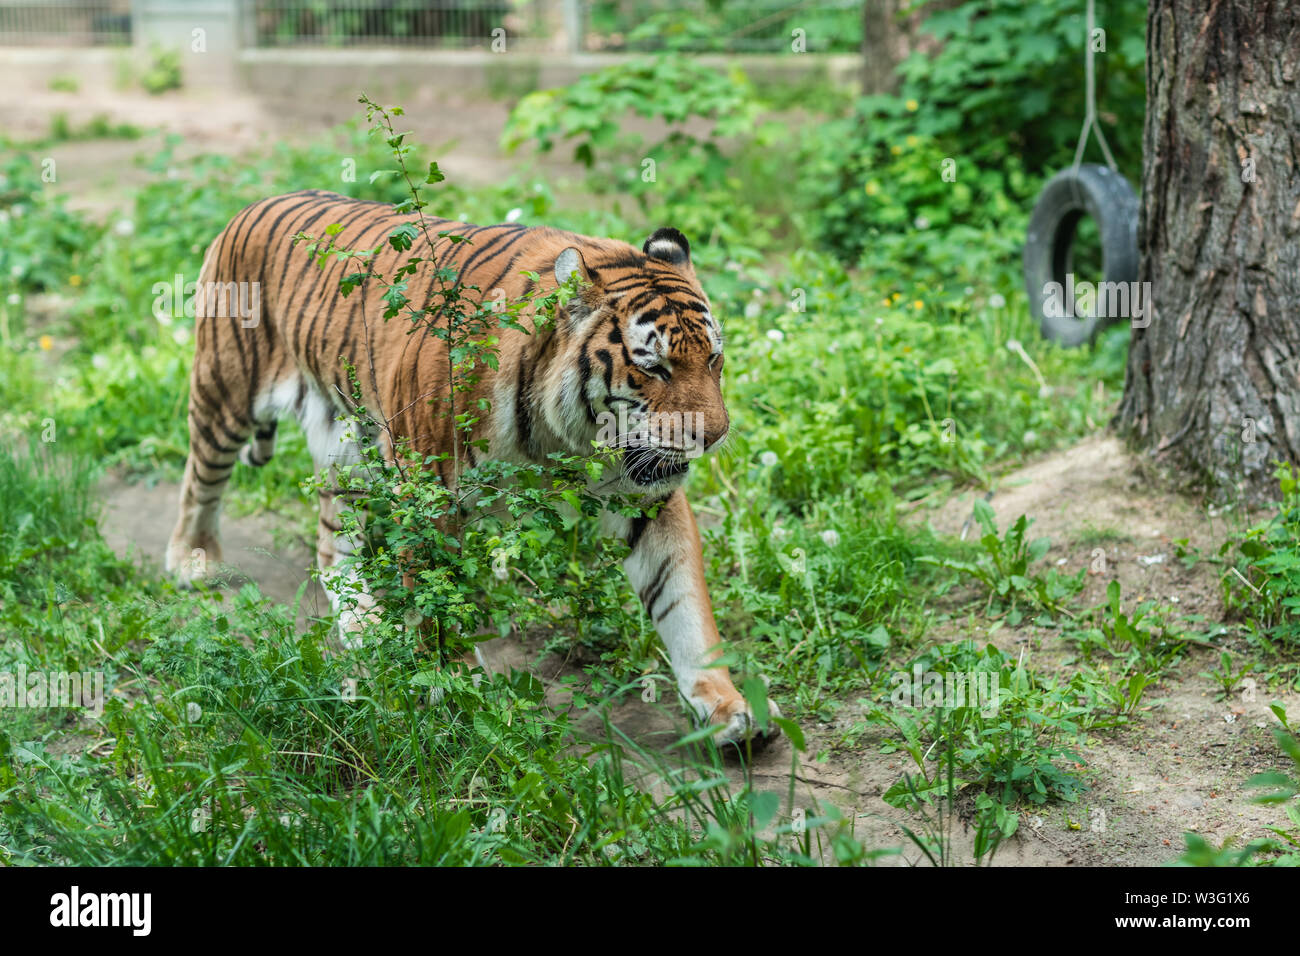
{"left": 97, "top": 432, "right": 1300, "bottom": 866}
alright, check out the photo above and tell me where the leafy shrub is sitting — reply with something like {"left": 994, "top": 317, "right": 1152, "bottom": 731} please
{"left": 801, "top": 0, "right": 1146, "bottom": 265}
{"left": 141, "top": 46, "right": 183, "bottom": 95}
{"left": 502, "top": 54, "right": 791, "bottom": 255}
{"left": 0, "top": 153, "right": 101, "bottom": 296}
{"left": 1222, "top": 463, "right": 1300, "bottom": 650}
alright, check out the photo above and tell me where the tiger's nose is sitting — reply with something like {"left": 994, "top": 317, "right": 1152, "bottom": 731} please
{"left": 703, "top": 421, "right": 729, "bottom": 452}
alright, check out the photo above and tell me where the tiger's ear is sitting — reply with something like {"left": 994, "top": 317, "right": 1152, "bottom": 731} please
{"left": 554, "top": 247, "right": 589, "bottom": 287}
{"left": 642, "top": 227, "right": 691, "bottom": 267}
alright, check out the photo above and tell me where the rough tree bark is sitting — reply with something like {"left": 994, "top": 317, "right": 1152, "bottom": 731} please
{"left": 1114, "top": 0, "right": 1300, "bottom": 501}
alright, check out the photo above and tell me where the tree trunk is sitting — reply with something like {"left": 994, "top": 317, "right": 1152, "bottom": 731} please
{"left": 860, "top": 0, "right": 960, "bottom": 95}
{"left": 1115, "top": 0, "right": 1300, "bottom": 501}
{"left": 861, "top": 0, "right": 904, "bottom": 94}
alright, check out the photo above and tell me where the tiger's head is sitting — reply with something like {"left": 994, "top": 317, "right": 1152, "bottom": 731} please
{"left": 547, "top": 227, "right": 728, "bottom": 490}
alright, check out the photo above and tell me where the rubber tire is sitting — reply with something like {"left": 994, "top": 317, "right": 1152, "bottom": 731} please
{"left": 1023, "top": 163, "right": 1139, "bottom": 347}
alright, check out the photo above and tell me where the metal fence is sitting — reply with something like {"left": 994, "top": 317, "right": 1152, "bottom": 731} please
{"left": 581, "top": 0, "right": 862, "bottom": 53}
{"left": 0, "top": 0, "right": 132, "bottom": 46}
{"left": 245, "top": 0, "right": 550, "bottom": 49}
{"left": 0, "top": 0, "right": 862, "bottom": 53}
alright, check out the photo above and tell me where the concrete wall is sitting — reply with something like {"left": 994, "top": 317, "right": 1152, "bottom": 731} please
{"left": 236, "top": 49, "right": 862, "bottom": 102}
{"left": 0, "top": 0, "right": 861, "bottom": 101}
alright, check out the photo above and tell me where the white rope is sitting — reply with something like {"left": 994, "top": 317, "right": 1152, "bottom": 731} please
{"left": 1072, "top": 0, "right": 1119, "bottom": 173}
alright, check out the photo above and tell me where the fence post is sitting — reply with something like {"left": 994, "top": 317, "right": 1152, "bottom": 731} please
{"left": 238, "top": 0, "right": 256, "bottom": 50}
{"left": 561, "top": 0, "right": 582, "bottom": 54}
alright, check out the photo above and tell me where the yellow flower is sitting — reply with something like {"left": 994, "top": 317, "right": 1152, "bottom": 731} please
{"left": 913, "top": 300, "right": 924, "bottom": 310}
{"left": 906, "top": 99, "right": 919, "bottom": 112}
{"left": 891, "top": 292, "right": 902, "bottom": 303}
{"left": 39, "top": 334, "right": 53, "bottom": 350}
{"left": 905, "top": 135, "right": 919, "bottom": 148}
{"left": 69, "top": 274, "right": 82, "bottom": 287}
{"left": 890, "top": 145, "right": 903, "bottom": 156}
{"left": 864, "top": 181, "right": 879, "bottom": 196}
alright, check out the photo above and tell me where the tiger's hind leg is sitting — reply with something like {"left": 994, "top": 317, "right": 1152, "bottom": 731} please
{"left": 166, "top": 377, "right": 257, "bottom": 587}
{"left": 167, "top": 302, "right": 285, "bottom": 587}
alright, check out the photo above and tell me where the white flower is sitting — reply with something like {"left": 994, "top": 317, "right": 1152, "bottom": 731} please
{"left": 766, "top": 328, "right": 784, "bottom": 342}
{"left": 759, "top": 451, "right": 778, "bottom": 468}
{"left": 820, "top": 529, "right": 840, "bottom": 548}
{"left": 5, "top": 292, "right": 18, "bottom": 305}
{"left": 402, "top": 607, "right": 423, "bottom": 628}
{"left": 1022, "top": 430, "right": 1038, "bottom": 445}
{"left": 770, "top": 525, "right": 788, "bottom": 543}
{"left": 172, "top": 326, "right": 189, "bottom": 345}
{"left": 913, "top": 215, "right": 930, "bottom": 230}
{"left": 91, "top": 353, "right": 108, "bottom": 370}
{"left": 10, "top": 204, "right": 24, "bottom": 218}
{"left": 964, "top": 286, "right": 974, "bottom": 296}
{"left": 874, "top": 317, "right": 884, "bottom": 327}
{"left": 114, "top": 219, "right": 134, "bottom": 237}
{"left": 9, "top": 265, "right": 21, "bottom": 278}
{"left": 504, "top": 207, "right": 523, "bottom": 223}
{"left": 744, "top": 301, "right": 761, "bottom": 319}
{"left": 989, "top": 293, "right": 1006, "bottom": 309}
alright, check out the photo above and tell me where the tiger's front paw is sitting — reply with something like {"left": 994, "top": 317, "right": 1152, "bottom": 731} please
{"left": 166, "top": 536, "right": 219, "bottom": 589}
{"left": 693, "top": 687, "right": 783, "bottom": 753}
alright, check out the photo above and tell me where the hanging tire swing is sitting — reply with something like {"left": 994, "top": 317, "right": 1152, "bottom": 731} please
{"left": 1023, "top": 0, "right": 1140, "bottom": 347}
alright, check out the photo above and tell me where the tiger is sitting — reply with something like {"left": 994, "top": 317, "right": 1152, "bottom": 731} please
{"left": 165, "top": 189, "right": 780, "bottom": 747}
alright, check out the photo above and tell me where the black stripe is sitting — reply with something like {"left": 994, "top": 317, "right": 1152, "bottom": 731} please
{"left": 652, "top": 596, "right": 681, "bottom": 623}
{"left": 627, "top": 513, "right": 652, "bottom": 552}
{"left": 641, "top": 556, "right": 674, "bottom": 618}
{"left": 515, "top": 348, "right": 534, "bottom": 456}
{"left": 590, "top": 253, "right": 647, "bottom": 272}
{"left": 593, "top": 348, "right": 614, "bottom": 394}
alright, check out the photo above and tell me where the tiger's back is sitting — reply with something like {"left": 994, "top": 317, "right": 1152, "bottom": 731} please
{"left": 191, "top": 189, "right": 635, "bottom": 476}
